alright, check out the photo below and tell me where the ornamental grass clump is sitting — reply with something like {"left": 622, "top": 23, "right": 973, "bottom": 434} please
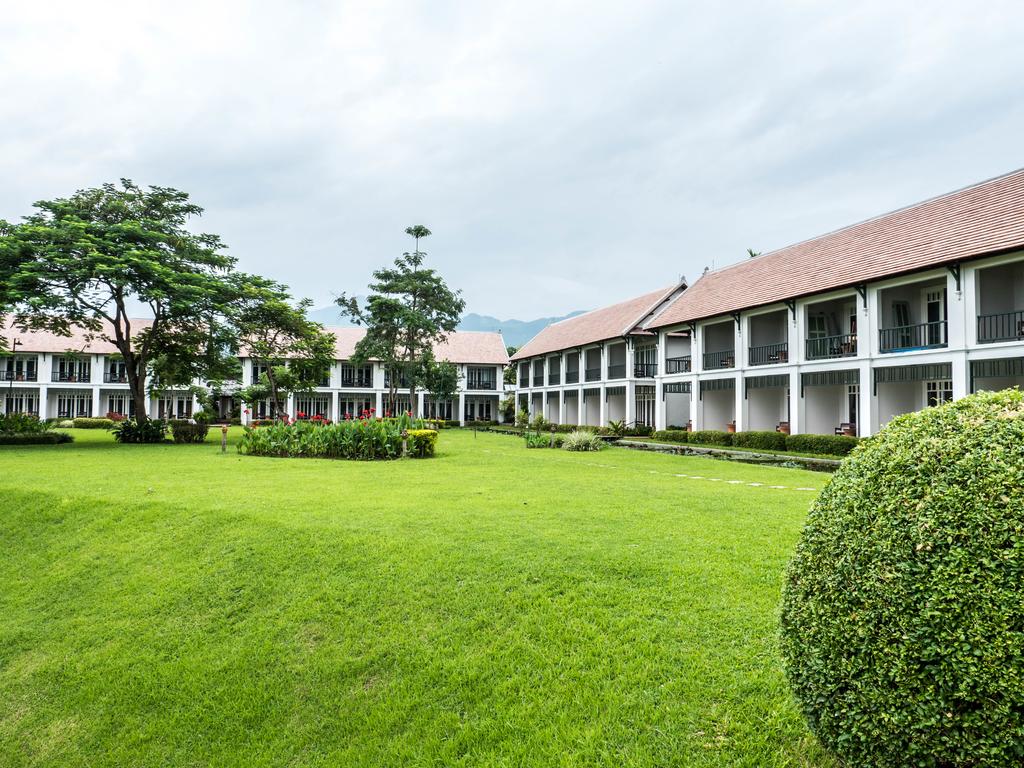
{"left": 561, "top": 429, "right": 603, "bottom": 452}
{"left": 238, "top": 414, "right": 436, "bottom": 460}
{"left": 780, "top": 389, "right": 1024, "bottom": 768}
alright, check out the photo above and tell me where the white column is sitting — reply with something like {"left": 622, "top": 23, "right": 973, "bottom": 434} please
{"left": 38, "top": 385, "right": 49, "bottom": 420}
{"left": 654, "top": 379, "right": 666, "bottom": 431}
{"left": 418, "top": 391, "right": 426, "bottom": 419}
{"left": 599, "top": 384, "right": 607, "bottom": 427}
{"left": 286, "top": 394, "right": 295, "bottom": 419}
{"left": 947, "top": 266, "right": 967, "bottom": 350}
{"left": 962, "top": 264, "right": 979, "bottom": 348}
{"left": 734, "top": 375, "right": 746, "bottom": 433}
{"left": 790, "top": 368, "right": 803, "bottom": 435}
{"left": 375, "top": 391, "right": 383, "bottom": 415}
{"left": 858, "top": 359, "right": 875, "bottom": 437}
{"left": 625, "top": 383, "right": 635, "bottom": 425}
{"left": 458, "top": 392, "right": 466, "bottom": 425}
{"left": 92, "top": 388, "right": 102, "bottom": 419}
{"left": 577, "top": 387, "right": 584, "bottom": 426}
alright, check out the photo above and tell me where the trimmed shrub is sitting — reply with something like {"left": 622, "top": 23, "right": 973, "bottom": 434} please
{"left": 58, "top": 420, "right": 74, "bottom": 429}
{"left": 732, "top": 430, "right": 787, "bottom": 451}
{"left": 170, "top": 421, "right": 210, "bottom": 444}
{"left": 104, "top": 411, "right": 127, "bottom": 422}
{"left": 73, "top": 417, "right": 115, "bottom": 430}
{"left": 192, "top": 409, "right": 211, "bottom": 424}
{"left": 687, "top": 430, "right": 732, "bottom": 446}
{"left": 785, "top": 433, "right": 859, "bottom": 456}
{"left": 0, "top": 432, "right": 73, "bottom": 445}
{"left": 780, "top": 390, "right": 1024, "bottom": 767}
{"left": 562, "top": 429, "right": 604, "bottom": 452}
{"left": 405, "top": 429, "right": 438, "bottom": 458}
{"left": 112, "top": 418, "right": 168, "bottom": 443}
{"left": 652, "top": 430, "right": 689, "bottom": 443}
{"left": 622, "top": 424, "right": 654, "bottom": 437}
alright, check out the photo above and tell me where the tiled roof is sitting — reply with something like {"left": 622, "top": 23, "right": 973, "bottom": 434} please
{"left": 1, "top": 318, "right": 152, "bottom": 353}
{"left": 648, "top": 168, "right": 1024, "bottom": 329}
{"left": 511, "top": 285, "right": 680, "bottom": 360}
{"left": 327, "top": 327, "right": 508, "bottom": 365}
{"left": 2, "top": 319, "right": 508, "bottom": 365}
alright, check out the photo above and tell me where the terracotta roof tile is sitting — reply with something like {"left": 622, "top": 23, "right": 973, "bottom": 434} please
{"left": 326, "top": 327, "right": 508, "bottom": 365}
{"left": 648, "top": 168, "right": 1024, "bottom": 329}
{"left": 1, "top": 318, "right": 152, "bottom": 354}
{"left": 511, "top": 285, "right": 680, "bottom": 360}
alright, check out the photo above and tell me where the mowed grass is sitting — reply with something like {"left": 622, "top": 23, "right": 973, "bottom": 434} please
{"left": 0, "top": 428, "right": 836, "bottom": 767}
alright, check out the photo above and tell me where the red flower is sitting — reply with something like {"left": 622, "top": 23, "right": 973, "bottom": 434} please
{"left": 243, "top": 408, "right": 250, "bottom": 415}
{"left": 406, "top": 410, "right": 412, "bottom": 417}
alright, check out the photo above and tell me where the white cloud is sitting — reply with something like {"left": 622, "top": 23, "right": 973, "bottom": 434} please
{"left": 2, "top": 1, "right": 1023, "bottom": 318}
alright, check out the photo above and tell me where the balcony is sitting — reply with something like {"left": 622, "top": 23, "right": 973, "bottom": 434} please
{"left": 468, "top": 379, "right": 496, "bottom": 390}
{"left": 52, "top": 371, "right": 90, "bottom": 383}
{"left": 565, "top": 370, "right": 579, "bottom": 384}
{"left": 103, "top": 372, "right": 129, "bottom": 383}
{"left": 879, "top": 322, "right": 947, "bottom": 353}
{"left": 519, "top": 376, "right": 529, "bottom": 387}
{"left": 341, "top": 374, "right": 373, "bottom": 388}
{"left": 1, "top": 370, "right": 38, "bottom": 382}
{"left": 634, "top": 362, "right": 657, "bottom": 378}
{"left": 665, "top": 356, "right": 691, "bottom": 373}
{"left": 748, "top": 342, "right": 789, "bottom": 367}
{"left": 532, "top": 374, "right": 544, "bottom": 386}
{"left": 702, "top": 350, "right": 735, "bottom": 369}
{"left": 806, "top": 334, "right": 857, "bottom": 360}
{"left": 585, "top": 367, "right": 601, "bottom": 382}
{"left": 607, "top": 364, "right": 626, "bottom": 379}
{"left": 547, "top": 373, "right": 560, "bottom": 385}
{"left": 977, "top": 310, "right": 1024, "bottom": 344}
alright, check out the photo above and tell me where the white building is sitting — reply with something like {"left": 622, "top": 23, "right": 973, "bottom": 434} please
{"left": 238, "top": 327, "right": 509, "bottom": 425}
{"left": 1, "top": 321, "right": 509, "bottom": 426}
{"left": 515, "top": 168, "right": 1024, "bottom": 436}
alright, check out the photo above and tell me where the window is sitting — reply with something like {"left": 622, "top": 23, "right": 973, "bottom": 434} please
{"left": 635, "top": 385, "right": 656, "bottom": 427}
{"left": 55, "top": 357, "right": 90, "bottom": 383}
{"left": 107, "top": 358, "right": 127, "bottom": 382}
{"left": 465, "top": 398, "right": 492, "bottom": 421}
{"left": 847, "top": 384, "right": 859, "bottom": 427}
{"left": 341, "top": 363, "right": 373, "bottom": 388}
{"left": 808, "top": 314, "right": 828, "bottom": 339}
{"left": 425, "top": 398, "right": 453, "bottom": 420}
{"left": 158, "top": 393, "right": 193, "bottom": 419}
{"left": 5, "top": 391, "right": 39, "bottom": 415}
{"left": 295, "top": 395, "right": 331, "bottom": 418}
{"left": 467, "top": 366, "right": 496, "bottom": 390}
{"left": 924, "top": 289, "right": 946, "bottom": 346}
{"left": 4, "top": 356, "right": 37, "bottom": 381}
{"left": 926, "top": 380, "right": 953, "bottom": 407}
{"left": 106, "top": 393, "right": 134, "bottom": 417}
{"left": 383, "top": 395, "right": 412, "bottom": 417}
{"left": 57, "top": 391, "right": 91, "bottom": 418}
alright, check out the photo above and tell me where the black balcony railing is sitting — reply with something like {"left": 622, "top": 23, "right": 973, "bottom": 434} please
{"left": 1, "top": 370, "right": 38, "bottom": 382}
{"left": 634, "top": 362, "right": 657, "bottom": 377}
{"left": 565, "top": 370, "right": 579, "bottom": 384}
{"left": 879, "top": 322, "right": 947, "bottom": 353}
{"left": 665, "top": 356, "right": 691, "bottom": 373}
{"left": 341, "top": 374, "right": 373, "bottom": 388}
{"left": 806, "top": 334, "right": 858, "bottom": 360}
{"left": 977, "top": 310, "right": 1024, "bottom": 344}
{"left": 533, "top": 374, "right": 544, "bottom": 386}
{"left": 702, "top": 350, "right": 735, "bottom": 369}
{"left": 103, "top": 372, "right": 128, "bottom": 383}
{"left": 748, "top": 342, "right": 789, "bottom": 366}
{"left": 519, "top": 376, "right": 529, "bottom": 387}
{"left": 548, "top": 373, "right": 560, "bottom": 385}
{"left": 468, "top": 379, "right": 496, "bottom": 390}
{"left": 52, "top": 370, "right": 90, "bottom": 383}
{"left": 585, "top": 367, "right": 601, "bottom": 382}
{"left": 607, "top": 363, "right": 626, "bottom": 379}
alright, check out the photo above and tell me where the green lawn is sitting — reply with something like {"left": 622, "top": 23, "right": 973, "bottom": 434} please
{"left": 0, "top": 428, "right": 835, "bottom": 767}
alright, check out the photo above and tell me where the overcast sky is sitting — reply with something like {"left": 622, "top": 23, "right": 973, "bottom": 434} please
{"left": 3, "top": 2, "right": 1023, "bottom": 319}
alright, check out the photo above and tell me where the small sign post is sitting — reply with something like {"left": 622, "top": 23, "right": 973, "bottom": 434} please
{"left": 221, "top": 424, "right": 228, "bottom": 453}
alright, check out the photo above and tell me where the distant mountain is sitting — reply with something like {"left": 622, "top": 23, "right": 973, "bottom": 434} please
{"left": 306, "top": 304, "right": 586, "bottom": 348}
{"left": 457, "top": 311, "right": 587, "bottom": 348}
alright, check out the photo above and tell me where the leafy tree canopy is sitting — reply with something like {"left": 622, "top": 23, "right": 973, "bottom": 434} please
{"left": 337, "top": 225, "right": 465, "bottom": 411}
{"left": 0, "top": 180, "right": 244, "bottom": 420}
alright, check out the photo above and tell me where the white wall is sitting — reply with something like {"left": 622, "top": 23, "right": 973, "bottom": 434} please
{"left": 804, "top": 384, "right": 846, "bottom": 435}
{"left": 665, "top": 393, "right": 690, "bottom": 428}
{"left": 583, "top": 392, "right": 601, "bottom": 425}
{"left": 701, "top": 389, "right": 734, "bottom": 430}
{"left": 607, "top": 393, "right": 626, "bottom": 422}
{"left": 876, "top": 381, "right": 921, "bottom": 430}
{"left": 747, "top": 387, "right": 788, "bottom": 431}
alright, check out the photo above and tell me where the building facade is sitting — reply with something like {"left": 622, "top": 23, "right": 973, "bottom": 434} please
{"left": 515, "top": 169, "right": 1024, "bottom": 436}
{"left": 0, "top": 322, "right": 509, "bottom": 426}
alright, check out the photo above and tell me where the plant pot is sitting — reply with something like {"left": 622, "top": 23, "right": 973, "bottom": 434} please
{"left": 727, "top": 422, "right": 737, "bottom": 433}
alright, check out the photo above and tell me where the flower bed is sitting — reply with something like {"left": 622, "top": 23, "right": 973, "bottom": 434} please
{"left": 238, "top": 414, "right": 436, "bottom": 460}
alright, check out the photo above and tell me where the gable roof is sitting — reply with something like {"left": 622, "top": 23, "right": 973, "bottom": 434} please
{"left": 327, "top": 327, "right": 508, "bottom": 365}
{"left": 511, "top": 284, "right": 682, "bottom": 361}
{"left": 1, "top": 318, "right": 153, "bottom": 354}
{"left": 647, "top": 168, "right": 1024, "bottom": 329}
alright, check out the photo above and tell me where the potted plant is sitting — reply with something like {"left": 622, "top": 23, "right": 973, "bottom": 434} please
{"left": 727, "top": 421, "right": 737, "bottom": 433}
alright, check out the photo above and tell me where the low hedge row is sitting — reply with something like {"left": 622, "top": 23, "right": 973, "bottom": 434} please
{"left": 73, "top": 417, "right": 115, "bottom": 429}
{"left": 0, "top": 432, "right": 74, "bottom": 445}
{"left": 170, "top": 421, "right": 210, "bottom": 444}
{"left": 406, "top": 429, "right": 438, "bottom": 457}
{"left": 650, "top": 429, "right": 860, "bottom": 456}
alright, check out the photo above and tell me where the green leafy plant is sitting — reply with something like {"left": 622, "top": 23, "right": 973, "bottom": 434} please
{"left": 73, "top": 417, "right": 115, "bottom": 430}
{"left": 239, "top": 416, "right": 432, "bottom": 461}
{"left": 731, "top": 430, "right": 787, "bottom": 451}
{"left": 0, "top": 413, "right": 52, "bottom": 434}
{"left": 781, "top": 390, "right": 1024, "bottom": 767}
{"left": 529, "top": 413, "right": 550, "bottom": 432}
{"left": 0, "top": 432, "right": 73, "bottom": 445}
{"left": 112, "top": 418, "right": 168, "bottom": 444}
{"left": 652, "top": 430, "right": 689, "bottom": 443}
{"left": 784, "top": 433, "right": 858, "bottom": 456}
{"left": 524, "top": 432, "right": 552, "bottom": 449}
{"left": 515, "top": 408, "right": 530, "bottom": 428}
{"left": 562, "top": 430, "right": 604, "bottom": 452}
{"left": 606, "top": 419, "right": 625, "bottom": 437}
{"left": 687, "top": 430, "right": 732, "bottom": 446}
{"left": 405, "top": 429, "right": 438, "bottom": 457}
{"left": 170, "top": 421, "right": 210, "bottom": 444}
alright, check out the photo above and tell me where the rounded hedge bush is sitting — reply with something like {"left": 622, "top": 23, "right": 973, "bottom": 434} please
{"left": 780, "top": 389, "right": 1024, "bottom": 767}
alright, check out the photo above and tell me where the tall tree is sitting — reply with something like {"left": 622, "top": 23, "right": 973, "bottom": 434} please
{"left": 0, "top": 180, "right": 243, "bottom": 421}
{"left": 504, "top": 345, "right": 519, "bottom": 386}
{"left": 233, "top": 279, "right": 337, "bottom": 419}
{"left": 337, "top": 225, "right": 465, "bottom": 415}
